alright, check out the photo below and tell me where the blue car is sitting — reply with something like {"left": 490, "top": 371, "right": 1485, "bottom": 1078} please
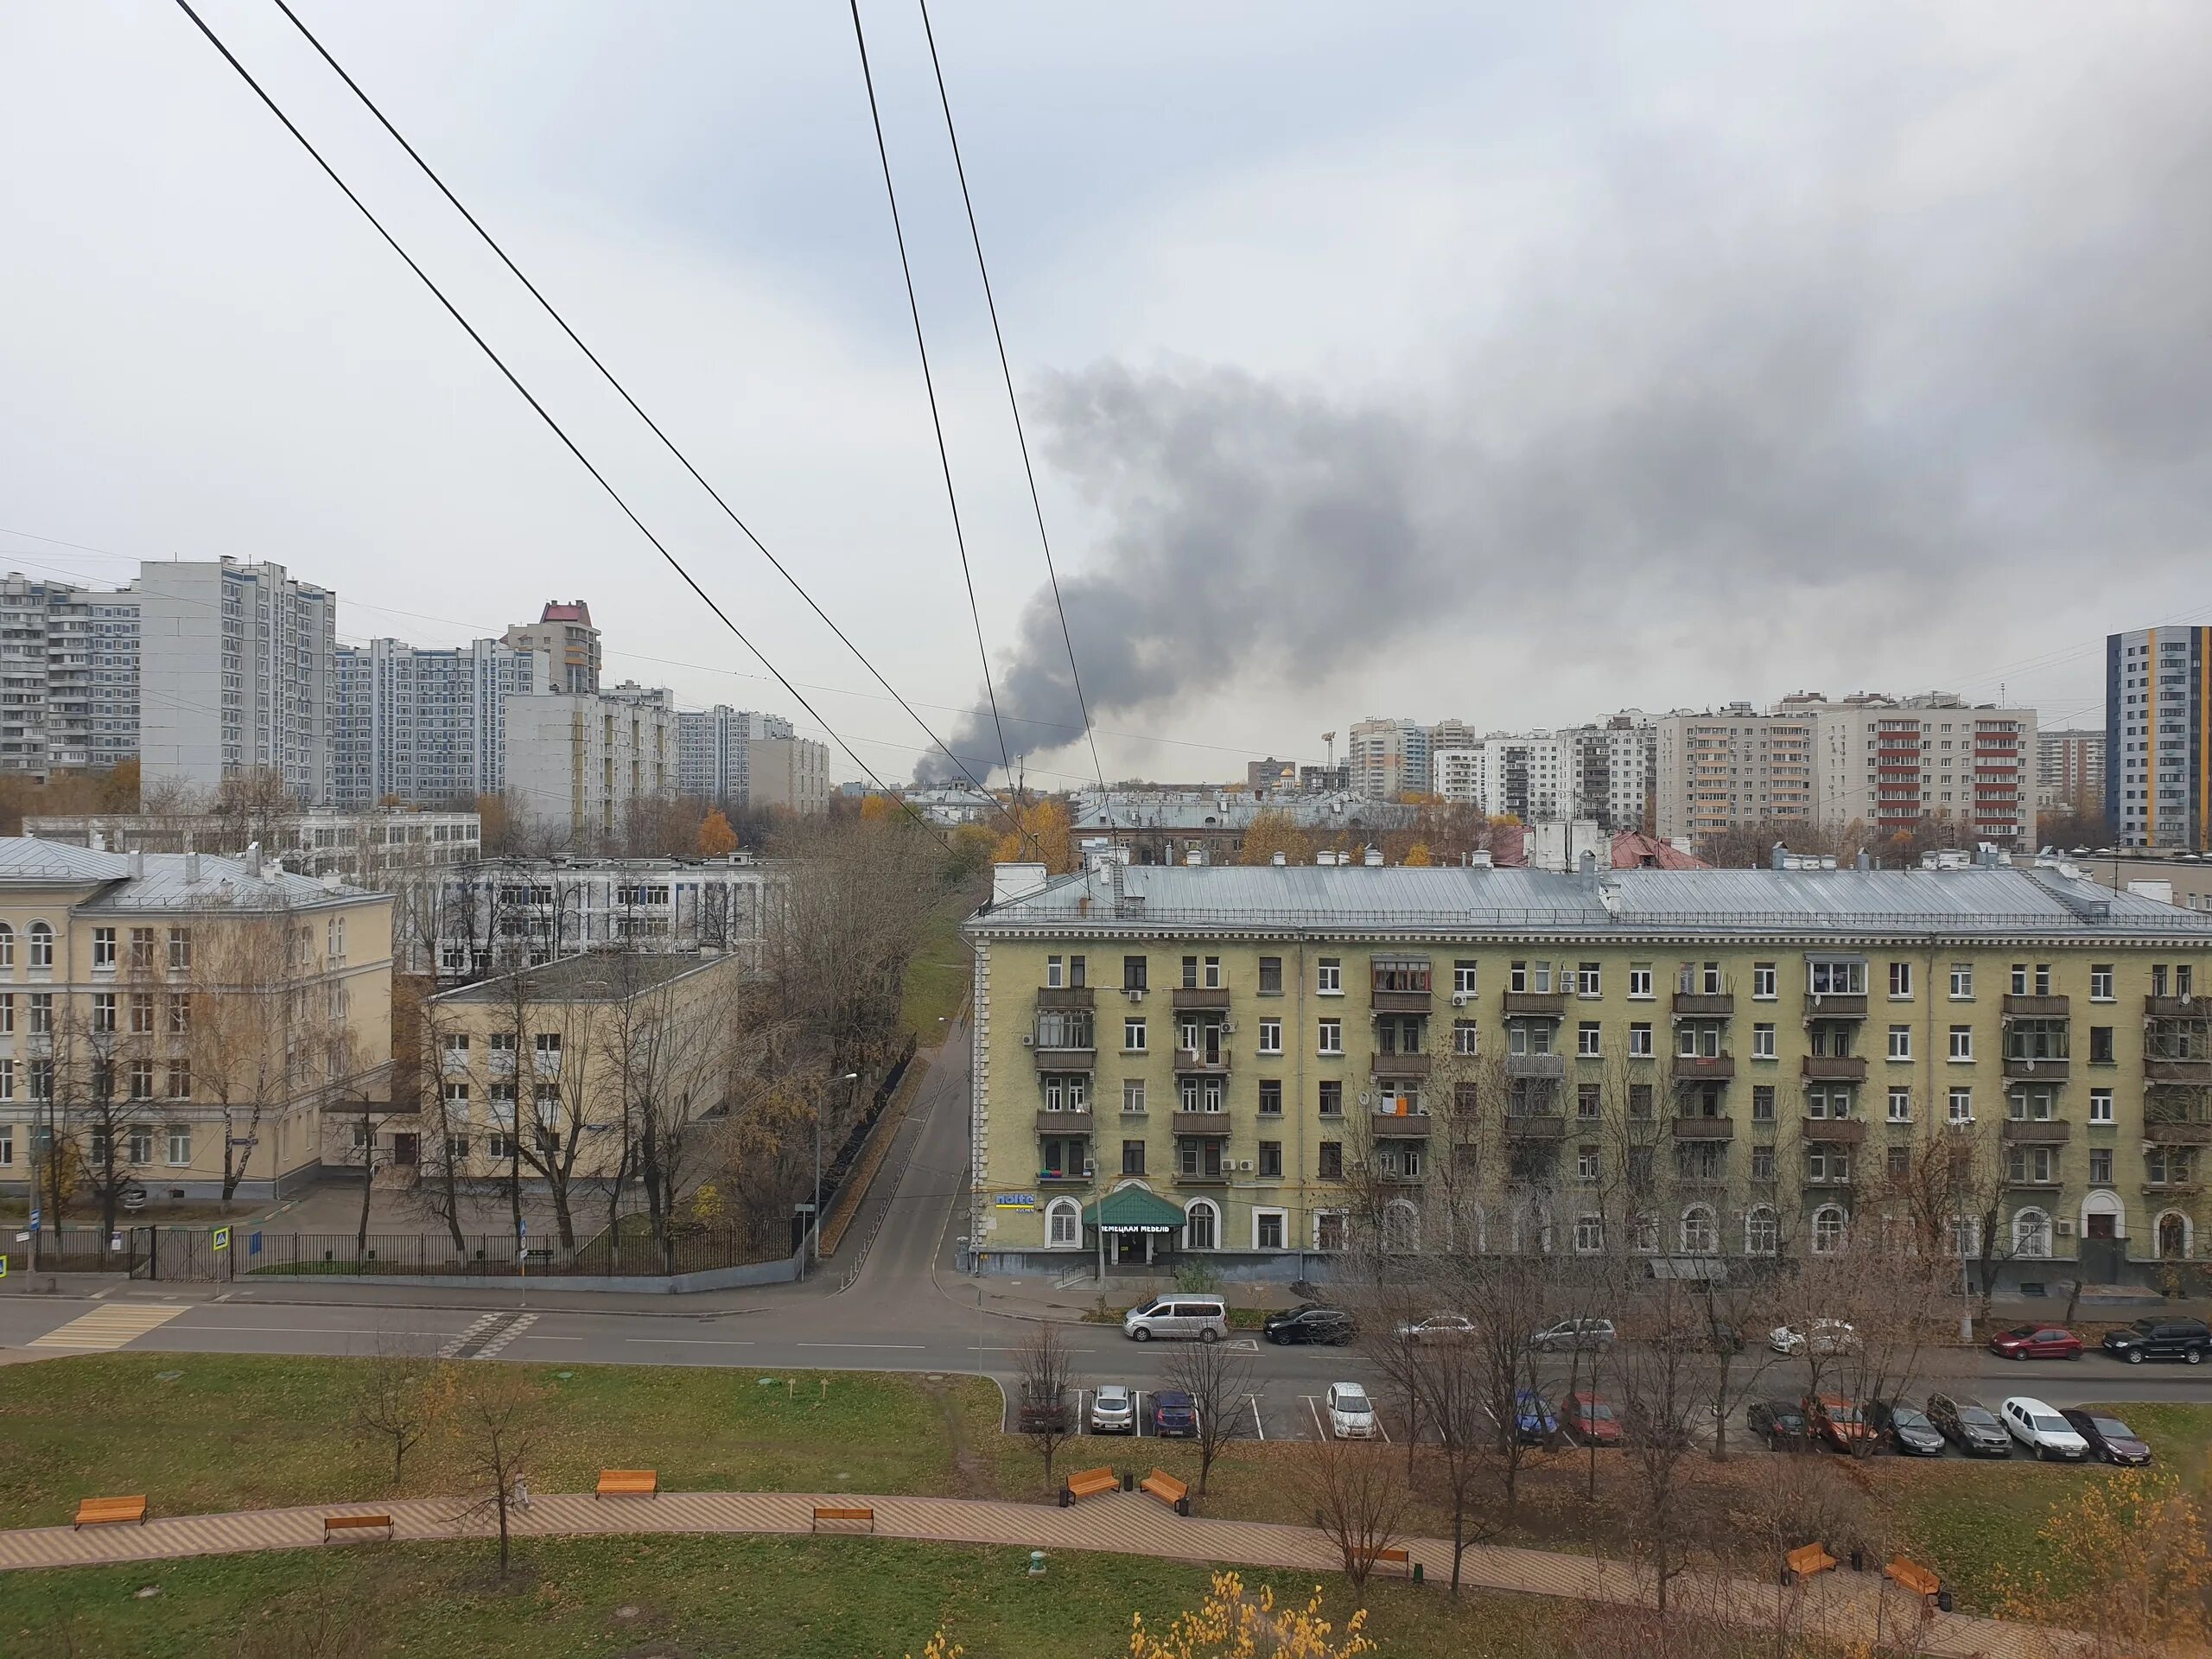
{"left": 1513, "top": 1389, "right": 1558, "bottom": 1445}
{"left": 1151, "top": 1389, "right": 1198, "bottom": 1438}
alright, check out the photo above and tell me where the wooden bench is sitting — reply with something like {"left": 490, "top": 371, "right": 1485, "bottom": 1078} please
{"left": 1783, "top": 1542, "right": 1839, "bottom": 1584}
{"left": 594, "top": 1469, "right": 658, "bottom": 1499}
{"left": 1885, "top": 1556, "right": 1941, "bottom": 1601}
{"left": 73, "top": 1496, "right": 147, "bottom": 1530}
{"left": 1139, "top": 1468, "right": 1190, "bottom": 1516}
{"left": 322, "top": 1513, "right": 394, "bottom": 1542}
{"left": 811, "top": 1505, "right": 876, "bottom": 1533}
{"left": 1344, "top": 1545, "right": 1414, "bottom": 1578}
{"left": 1060, "top": 1465, "right": 1119, "bottom": 1507}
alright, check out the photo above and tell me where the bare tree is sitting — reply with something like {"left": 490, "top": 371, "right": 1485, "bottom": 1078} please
{"left": 1300, "top": 1437, "right": 1411, "bottom": 1596}
{"left": 1015, "top": 1324, "right": 1081, "bottom": 1493}
{"left": 353, "top": 1340, "right": 449, "bottom": 1488}
{"left": 450, "top": 1366, "right": 543, "bottom": 1578}
{"left": 1161, "top": 1334, "right": 1256, "bottom": 1499}
{"left": 1611, "top": 1266, "right": 1717, "bottom": 1616}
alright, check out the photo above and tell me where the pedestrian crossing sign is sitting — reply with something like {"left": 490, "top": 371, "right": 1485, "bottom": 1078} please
{"left": 211, "top": 1226, "right": 231, "bottom": 1253}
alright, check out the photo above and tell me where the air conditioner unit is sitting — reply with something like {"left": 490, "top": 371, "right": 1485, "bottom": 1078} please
{"left": 1082, "top": 1163, "right": 1096, "bottom": 1178}
{"left": 1222, "top": 1021, "right": 1236, "bottom": 1034}
{"left": 1452, "top": 994, "right": 1468, "bottom": 1007}
{"left": 1125, "top": 988, "right": 1146, "bottom": 1001}
{"left": 1236, "top": 1160, "right": 1254, "bottom": 1172}
{"left": 1020, "top": 1035, "right": 1034, "bottom": 1046}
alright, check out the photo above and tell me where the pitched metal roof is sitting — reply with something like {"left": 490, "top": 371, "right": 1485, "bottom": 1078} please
{"left": 0, "top": 837, "right": 380, "bottom": 913}
{"left": 967, "top": 862, "right": 2212, "bottom": 943}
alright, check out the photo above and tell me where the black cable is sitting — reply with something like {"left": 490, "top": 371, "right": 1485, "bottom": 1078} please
{"left": 261, "top": 0, "right": 1030, "bottom": 851}
{"left": 167, "top": 0, "right": 957, "bottom": 853}
{"left": 915, "top": 0, "right": 1116, "bottom": 843}
{"left": 846, "top": 0, "right": 1020, "bottom": 814}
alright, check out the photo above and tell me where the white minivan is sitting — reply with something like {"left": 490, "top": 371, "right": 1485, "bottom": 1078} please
{"left": 1123, "top": 1296, "right": 1229, "bottom": 1343}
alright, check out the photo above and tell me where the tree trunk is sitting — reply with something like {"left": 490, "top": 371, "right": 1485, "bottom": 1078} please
{"left": 550, "top": 1183, "right": 576, "bottom": 1251}
{"left": 494, "top": 1489, "right": 511, "bottom": 1576}
{"left": 356, "top": 1126, "right": 375, "bottom": 1255}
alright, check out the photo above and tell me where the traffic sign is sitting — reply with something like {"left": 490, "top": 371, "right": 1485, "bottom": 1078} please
{"left": 211, "top": 1225, "right": 231, "bottom": 1253}
{"left": 0, "top": 1254, "right": 8, "bottom": 1279}
{"left": 27, "top": 1208, "right": 40, "bottom": 1232}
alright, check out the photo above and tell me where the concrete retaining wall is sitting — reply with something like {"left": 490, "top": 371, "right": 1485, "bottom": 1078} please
{"left": 246, "top": 1248, "right": 807, "bottom": 1295}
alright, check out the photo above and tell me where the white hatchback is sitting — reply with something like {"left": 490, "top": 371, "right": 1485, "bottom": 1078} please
{"left": 1089, "top": 1384, "right": 1135, "bottom": 1434}
{"left": 1326, "top": 1382, "right": 1377, "bottom": 1440}
{"left": 2002, "top": 1395, "right": 2088, "bottom": 1461}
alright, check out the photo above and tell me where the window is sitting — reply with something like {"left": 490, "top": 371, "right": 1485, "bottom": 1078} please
{"left": 1888, "top": 962, "right": 1913, "bottom": 999}
{"left": 0, "top": 1126, "right": 10, "bottom": 1166}
{"left": 1203, "top": 955, "right": 1222, "bottom": 989}
{"left": 1372, "top": 957, "right": 1429, "bottom": 994}
{"left": 127, "top": 926, "right": 156, "bottom": 969}
{"left": 28, "top": 922, "right": 52, "bottom": 970}
{"left": 2089, "top": 1088, "right": 2113, "bottom": 1123}
{"left": 1577, "top": 963, "right": 1602, "bottom": 998}
{"left": 1628, "top": 1023, "right": 1653, "bottom": 1058}
{"left": 1575, "top": 1213, "right": 1605, "bottom": 1253}
{"left": 1319, "top": 1081, "right": 1342, "bottom": 1116}
{"left": 1180, "top": 955, "right": 1198, "bottom": 988}
{"left": 1808, "top": 959, "right": 1864, "bottom": 995}
{"left": 2089, "top": 1027, "right": 2113, "bottom": 1064}
{"left": 1122, "top": 1078, "right": 1146, "bottom": 1114}
{"left": 92, "top": 928, "right": 117, "bottom": 970}
{"left": 1577, "top": 1022, "right": 1601, "bottom": 1058}
{"left": 1949, "top": 963, "right": 1974, "bottom": 1000}
{"left": 166, "top": 1125, "right": 191, "bottom": 1166}
{"left": 1258, "top": 1141, "right": 1282, "bottom": 1179}
{"left": 1042, "top": 1074, "right": 1089, "bottom": 1112}
{"left": 129, "top": 1060, "right": 154, "bottom": 1101}
{"left": 0, "top": 924, "right": 11, "bottom": 968}
{"left": 2089, "top": 964, "right": 2113, "bottom": 1001}
{"left": 1751, "top": 1023, "right": 1775, "bottom": 1059}
{"left": 1630, "top": 1083, "right": 1655, "bottom": 1119}
{"left": 1810, "top": 1205, "right": 1849, "bottom": 1253}
{"left": 1318, "top": 1141, "right": 1344, "bottom": 1179}
{"left": 1752, "top": 962, "right": 1776, "bottom": 1000}
{"left": 1887, "top": 1087, "right": 1911, "bottom": 1122}
{"left": 1122, "top": 1140, "right": 1145, "bottom": 1176}
{"left": 1948, "top": 1087, "right": 1974, "bottom": 1124}
{"left": 1751, "top": 1084, "right": 1776, "bottom": 1122}
{"left": 129, "top": 993, "right": 154, "bottom": 1036}
{"left": 1255, "top": 1211, "right": 1287, "bottom": 1250}
{"left": 1750, "top": 1144, "right": 1777, "bottom": 1181}
{"left": 28, "top": 994, "right": 51, "bottom": 1035}
{"left": 1577, "top": 1083, "right": 1601, "bottom": 1120}
{"left": 1628, "top": 964, "right": 1653, "bottom": 999}
{"left": 1680, "top": 1205, "right": 1719, "bottom": 1255}
{"left": 2012, "top": 1209, "right": 2052, "bottom": 1259}
{"left": 1318, "top": 1019, "right": 1342, "bottom": 1055}
{"left": 1315, "top": 1212, "right": 1347, "bottom": 1252}
{"left": 128, "top": 1125, "right": 153, "bottom": 1165}
{"left": 1745, "top": 1205, "right": 1779, "bottom": 1255}
{"left": 1068, "top": 955, "right": 1086, "bottom": 988}
{"left": 1046, "top": 1198, "right": 1080, "bottom": 1248}
{"left": 1258, "top": 1018, "right": 1281, "bottom": 1055}
{"left": 1887, "top": 1144, "right": 1911, "bottom": 1180}
{"left": 0, "top": 995, "right": 10, "bottom": 1034}
{"left": 1046, "top": 955, "right": 1064, "bottom": 988}
{"left": 1948, "top": 1026, "right": 1974, "bottom": 1061}
{"left": 1123, "top": 1017, "right": 1146, "bottom": 1052}
{"left": 92, "top": 993, "right": 117, "bottom": 1034}
{"left": 2008, "top": 1145, "right": 2056, "bottom": 1185}
{"left": 168, "top": 926, "right": 193, "bottom": 970}
{"left": 1888, "top": 1026, "right": 1911, "bottom": 1060}
{"left": 1453, "top": 959, "right": 1478, "bottom": 996}
{"left": 1122, "top": 956, "right": 1147, "bottom": 992}
{"left": 1259, "top": 956, "right": 1282, "bottom": 995}
{"left": 2089, "top": 1148, "right": 2113, "bottom": 1185}
{"left": 534, "top": 1033, "right": 563, "bottom": 1072}
{"left": 1576, "top": 1143, "right": 1600, "bottom": 1182}
{"left": 1258, "top": 1079, "right": 1281, "bottom": 1116}
{"left": 1452, "top": 1020, "right": 1479, "bottom": 1055}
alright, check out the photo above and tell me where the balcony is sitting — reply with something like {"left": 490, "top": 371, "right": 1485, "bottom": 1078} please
{"left": 1370, "top": 988, "right": 1432, "bottom": 1014}
{"left": 1171, "top": 987, "right": 1230, "bottom": 1011}
{"left": 1033, "top": 1044, "right": 1097, "bottom": 1071}
{"left": 2002, "top": 1056, "right": 2069, "bottom": 1082}
{"left": 1035, "top": 986, "right": 1095, "bottom": 1010}
{"left": 1173, "top": 1049, "right": 1230, "bottom": 1075}
{"left": 1671, "top": 1116, "right": 1735, "bottom": 1140}
{"left": 1672, "top": 1054, "right": 1735, "bottom": 1082}
{"left": 1171, "top": 1112, "right": 1231, "bottom": 1136}
{"left": 1036, "top": 1166, "right": 1094, "bottom": 1185}
{"left": 1505, "top": 1053, "right": 1566, "bottom": 1079}
{"left": 1503, "top": 990, "right": 1567, "bottom": 1017}
{"left": 1370, "top": 1111, "right": 1433, "bottom": 1138}
{"left": 1371, "top": 1052, "right": 1432, "bottom": 1079}
{"left": 2147, "top": 995, "right": 2207, "bottom": 1020}
{"left": 2147, "top": 1058, "right": 2212, "bottom": 1085}
{"left": 1802, "top": 994, "right": 1867, "bottom": 1020}
{"left": 1672, "top": 992, "right": 1734, "bottom": 1017}
{"left": 1176, "top": 1169, "right": 1230, "bottom": 1186}
{"left": 2145, "top": 1120, "right": 2212, "bottom": 1145}
{"left": 2145, "top": 1182, "right": 2204, "bottom": 1198}
{"left": 1033, "top": 1111, "right": 1094, "bottom": 1137}
{"left": 2005, "top": 1175, "right": 2065, "bottom": 1194}
{"left": 1503, "top": 1113, "right": 1567, "bottom": 1139}
{"left": 2003, "top": 994, "right": 2070, "bottom": 1018}
{"left": 2000, "top": 1119, "right": 2070, "bottom": 1144}
{"left": 1801, "top": 1055, "right": 1867, "bottom": 1082}
{"left": 1803, "top": 1117, "right": 1868, "bottom": 1144}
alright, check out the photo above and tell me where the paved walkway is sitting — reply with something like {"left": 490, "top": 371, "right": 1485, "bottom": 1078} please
{"left": 0, "top": 1486, "right": 2069, "bottom": 1656}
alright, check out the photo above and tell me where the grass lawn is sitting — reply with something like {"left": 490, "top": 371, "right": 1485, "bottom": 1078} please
{"left": 899, "top": 897, "right": 973, "bottom": 1040}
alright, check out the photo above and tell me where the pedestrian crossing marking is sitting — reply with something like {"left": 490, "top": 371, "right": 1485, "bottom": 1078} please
{"left": 26, "top": 1304, "right": 189, "bottom": 1351}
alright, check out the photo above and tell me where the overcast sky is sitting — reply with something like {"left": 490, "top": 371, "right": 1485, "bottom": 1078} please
{"left": 3, "top": 3, "right": 2206, "bottom": 790}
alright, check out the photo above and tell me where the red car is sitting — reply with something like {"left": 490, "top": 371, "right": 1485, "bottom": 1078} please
{"left": 1987, "top": 1325, "right": 2082, "bottom": 1361}
{"left": 1560, "top": 1391, "right": 1622, "bottom": 1446}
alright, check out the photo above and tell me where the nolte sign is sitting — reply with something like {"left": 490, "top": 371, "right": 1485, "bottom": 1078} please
{"left": 993, "top": 1193, "right": 1039, "bottom": 1211}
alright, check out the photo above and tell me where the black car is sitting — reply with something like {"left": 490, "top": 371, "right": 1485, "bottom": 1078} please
{"left": 2060, "top": 1408, "right": 2152, "bottom": 1466}
{"left": 1263, "top": 1304, "right": 1354, "bottom": 1345}
{"left": 1926, "top": 1392, "right": 2012, "bottom": 1458}
{"left": 2101, "top": 1317, "right": 2211, "bottom": 1365}
{"left": 1866, "top": 1400, "right": 1947, "bottom": 1458}
{"left": 1746, "top": 1399, "right": 1810, "bottom": 1452}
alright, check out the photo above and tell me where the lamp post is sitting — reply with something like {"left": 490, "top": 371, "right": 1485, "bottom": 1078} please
{"left": 814, "top": 1071, "right": 859, "bottom": 1268}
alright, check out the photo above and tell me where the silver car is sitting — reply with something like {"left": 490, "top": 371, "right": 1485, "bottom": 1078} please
{"left": 1089, "top": 1383, "right": 1135, "bottom": 1434}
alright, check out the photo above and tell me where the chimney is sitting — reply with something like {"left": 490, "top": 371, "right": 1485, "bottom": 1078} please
{"left": 1363, "top": 846, "right": 1382, "bottom": 868}
{"left": 1184, "top": 848, "right": 1204, "bottom": 867}
{"left": 91, "top": 830, "right": 105, "bottom": 854}
{"left": 245, "top": 842, "right": 263, "bottom": 878}
{"left": 185, "top": 852, "right": 200, "bottom": 883}
{"left": 1469, "top": 850, "right": 1494, "bottom": 868}
{"left": 1855, "top": 851, "right": 1872, "bottom": 872}
{"left": 1270, "top": 851, "right": 1286, "bottom": 866}
{"left": 126, "top": 849, "right": 143, "bottom": 880}
{"left": 1770, "top": 842, "right": 1788, "bottom": 872}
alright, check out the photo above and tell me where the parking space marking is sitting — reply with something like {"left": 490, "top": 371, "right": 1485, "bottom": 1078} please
{"left": 1133, "top": 1389, "right": 1145, "bottom": 1437}
{"left": 1248, "top": 1393, "right": 1265, "bottom": 1441}
{"left": 1229, "top": 1338, "right": 1260, "bottom": 1354}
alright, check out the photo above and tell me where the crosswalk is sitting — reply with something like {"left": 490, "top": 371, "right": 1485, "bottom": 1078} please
{"left": 25, "top": 1303, "right": 188, "bottom": 1351}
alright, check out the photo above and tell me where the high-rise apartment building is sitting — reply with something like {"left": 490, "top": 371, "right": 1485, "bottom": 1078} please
{"left": 1568, "top": 713, "right": 1656, "bottom": 831}
{"left": 1347, "top": 717, "right": 1431, "bottom": 800}
{"left": 501, "top": 601, "right": 600, "bottom": 695}
{"left": 747, "top": 734, "right": 830, "bottom": 816}
{"left": 2110, "top": 627, "right": 2212, "bottom": 850}
{"left": 2037, "top": 729, "right": 2107, "bottom": 815}
{"left": 0, "top": 574, "right": 141, "bottom": 778}
{"left": 676, "top": 706, "right": 791, "bottom": 803}
{"left": 1654, "top": 703, "right": 1816, "bottom": 842}
{"left": 138, "top": 559, "right": 336, "bottom": 804}
{"left": 1431, "top": 734, "right": 1570, "bottom": 819}
{"left": 331, "top": 638, "right": 550, "bottom": 808}
{"left": 503, "top": 683, "right": 676, "bottom": 844}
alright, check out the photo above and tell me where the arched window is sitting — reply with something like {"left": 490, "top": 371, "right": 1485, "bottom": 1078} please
{"left": 1574, "top": 1212, "right": 1605, "bottom": 1255}
{"left": 1382, "top": 1199, "right": 1420, "bottom": 1255}
{"left": 1630, "top": 1210, "right": 1660, "bottom": 1255}
{"left": 0, "top": 922, "right": 14, "bottom": 967}
{"left": 1810, "top": 1205, "right": 1849, "bottom": 1255}
{"left": 1443, "top": 1201, "right": 1484, "bottom": 1255}
{"left": 1045, "top": 1197, "right": 1082, "bottom": 1249}
{"left": 2012, "top": 1208, "right": 2051, "bottom": 1259}
{"left": 1949, "top": 1215, "right": 1982, "bottom": 1258}
{"left": 28, "top": 922, "right": 52, "bottom": 969}
{"left": 1679, "top": 1205, "right": 1718, "bottom": 1255}
{"left": 1744, "top": 1205, "right": 1778, "bottom": 1256}
{"left": 2155, "top": 1211, "right": 2190, "bottom": 1261}
{"left": 1513, "top": 1203, "right": 1554, "bottom": 1255}
{"left": 1184, "top": 1199, "right": 1218, "bottom": 1252}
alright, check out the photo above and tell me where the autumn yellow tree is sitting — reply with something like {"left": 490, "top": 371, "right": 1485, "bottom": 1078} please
{"left": 992, "top": 798, "right": 1075, "bottom": 873}
{"left": 1129, "top": 1573, "right": 1374, "bottom": 1659}
{"left": 1402, "top": 842, "right": 1433, "bottom": 867}
{"left": 1993, "top": 1468, "right": 2212, "bottom": 1652}
{"left": 697, "top": 807, "right": 739, "bottom": 857}
{"left": 1238, "top": 810, "right": 1318, "bottom": 868}
{"left": 860, "top": 793, "right": 901, "bottom": 823}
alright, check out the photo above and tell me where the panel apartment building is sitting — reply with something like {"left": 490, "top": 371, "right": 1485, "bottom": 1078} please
{"left": 0, "top": 574, "right": 141, "bottom": 778}
{"left": 2109, "top": 627, "right": 2210, "bottom": 851}
{"left": 966, "top": 858, "right": 2212, "bottom": 1282}
{"left": 503, "top": 683, "right": 676, "bottom": 846}
{"left": 676, "top": 706, "right": 791, "bottom": 804}
{"left": 331, "top": 638, "right": 549, "bottom": 808}
{"left": 2037, "top": 729, "right": 2107, "bottom": 816}
{"left": 1432, "top": 716, "right": 1655, "bottom": 830}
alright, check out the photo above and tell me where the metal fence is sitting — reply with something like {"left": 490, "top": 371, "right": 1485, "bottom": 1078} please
{"left": 2, "top": 1224, "right": 143, "bottom": 1274}
{"left": 244, "top": 1224, "right": 787, "bottom": 1279}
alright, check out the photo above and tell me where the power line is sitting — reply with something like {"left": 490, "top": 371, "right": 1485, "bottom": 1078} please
{"left": 846, "top": 0, "right": 1017, "bottom": 803}
{"left": 256, "top": 0, "right": 1026, "bottom": 850}
{"left": 165, "top": 0, "right": 963, "bottom": 855}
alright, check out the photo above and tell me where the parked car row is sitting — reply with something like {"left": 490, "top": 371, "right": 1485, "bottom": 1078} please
{"left": 1750, "top": 1386, "right": 2156, "bottom": 1466}
{"left": 1986, "top": 1318, "right": 2211, "bottom": 1364}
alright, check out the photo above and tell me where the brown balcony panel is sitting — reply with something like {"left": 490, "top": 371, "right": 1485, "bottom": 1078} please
{"left": 2146, "top": 996, "right": 2207, "bottom": 1019}
{"left": 1671, "top": 1116, "right": 1735, "bottom": 1140}
{"left": 1503, "top": 990, "right": 1567, "bottom": 1017}
{"left": 1672, "top": 992, "right": 1735, "bottom": 1017}
{"left": 1034, "top": 1111, "right": 1095, "bottom": 1136}
{"left": 1672, "top": 1055, "right": 1735, "bottom": 1081}
{"left": 1505, "top": 1053, "right": 1566, "bottom": 1079}
{"left": 1035, "top": 987, "right": 1095, "bottom": 1009}
{"left": 2147, "top": 1058, "right": 2212, "bottom": 1085}
{"left": 2003, "top": 994, "right": 2070, "bottom": 1018}
{"left": 2002, "top": 1057, "right": 2069, "bottom": 1082}
{"left": 1171, "top": 987, "right": 1231, "bottom": 1011}
{"left": 1504, "top": 1114, "right": 1567, "bottom": 1139}
{"left": 1370, "top": 989, "right": 1433, "bottom": 1014}
{"left": 1171, "top": 1112, "right": 1231, "bottom": 1136}
{"left": 1801, "top": 1056, "right": 1867, "bottom": 1082}
{"left": 1033, "top": 1046, "right": 1096, "bottom": 1071}
{"left": 1173, "top": 1050, "right": 1230, "bottom": 1074}
{"left": 2000, "top": 1119, "right": 2070, "bottom": 1144}
{"left": 1804, "top": 1117, "right": 1868, "bottom": 1144}
{"left": 2005, "top": 1179, "right": 2065, "bottom": 1194}
{"left": 1803, "top": 994, "right": 1867, "bottom": 1020}
{"left": 1177, "top": 1172, "right": 1230, "bottom": 1186}
{"left": 1372, "top": 1052, "right": 1432, "bottom": 1079}
{"left": 2145, "top": 1120, "right": 2212, "bottom": 1145}
{"left": 1370, "top": 1112, "right": 1433, "bottom": 1137}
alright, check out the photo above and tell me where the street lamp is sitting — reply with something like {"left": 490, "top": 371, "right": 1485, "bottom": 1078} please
{"left": 814, "top": 1071, "right": 859, "bottom": 1269}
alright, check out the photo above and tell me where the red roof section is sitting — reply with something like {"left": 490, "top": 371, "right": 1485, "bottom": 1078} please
{"left": 1486, "top": 827, "right": 1708, "bottom": 870}
{"left": 539, "top": 601, "right": 592, "bottom": 624}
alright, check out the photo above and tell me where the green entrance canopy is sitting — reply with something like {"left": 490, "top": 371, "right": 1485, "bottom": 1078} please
{"left": 1082, "top": 1185, "right": 1188, "bottom": 1233}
